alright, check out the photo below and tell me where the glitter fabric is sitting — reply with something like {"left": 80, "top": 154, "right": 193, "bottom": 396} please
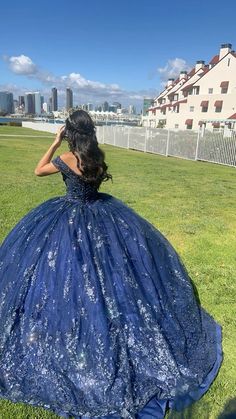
{"left": 0, "top": 155, "right": 222, "bottom": 419}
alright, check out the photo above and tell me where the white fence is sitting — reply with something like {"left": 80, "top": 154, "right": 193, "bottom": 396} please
{"left": 96, "top": 126, "right": 236, "bottom": 167}
{"left": 22, "top": 122, "right": 236, "bottom": 167}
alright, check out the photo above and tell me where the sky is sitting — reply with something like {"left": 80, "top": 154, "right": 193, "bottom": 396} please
{"left": 1, "top": 0, "right": 236, "bottom": 111}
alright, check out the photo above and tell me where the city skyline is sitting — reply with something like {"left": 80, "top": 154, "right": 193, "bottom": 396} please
{"left": 1, "top": 0, "right": 236, "bottom": 110}
{"left": 0, "top": 86, "right": 136, "bottom": 116}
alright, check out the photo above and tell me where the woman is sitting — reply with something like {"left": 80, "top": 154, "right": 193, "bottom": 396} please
{"left": 0, "top": 110, "right": 222, "bottom": 419}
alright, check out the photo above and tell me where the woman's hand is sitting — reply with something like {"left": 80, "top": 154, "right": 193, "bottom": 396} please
{"left": 52, "top": 125, "right": 66, "bottom": 148}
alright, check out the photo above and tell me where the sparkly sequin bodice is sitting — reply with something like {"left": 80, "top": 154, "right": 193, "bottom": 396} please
{"left": 52, "top": 155, "right": 99, "bottom": 202}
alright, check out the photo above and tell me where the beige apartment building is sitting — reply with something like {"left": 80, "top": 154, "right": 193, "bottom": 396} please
{"left": 143, "top": 44, "right": 236, "bottom": 131}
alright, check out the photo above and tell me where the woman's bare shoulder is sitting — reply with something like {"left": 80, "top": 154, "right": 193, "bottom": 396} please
{"left": 59, "top": 151, "right": 74, "bottom": 161}
{"left": 60, "top": 151, "right": 73, "bottom": 157}
{"left": 59, "top": 152, "right": 82, "bottom": 175}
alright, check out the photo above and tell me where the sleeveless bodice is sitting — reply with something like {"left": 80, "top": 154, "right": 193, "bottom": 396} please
{"left": 51, "top": 156, "right": 99, "bottom": 202}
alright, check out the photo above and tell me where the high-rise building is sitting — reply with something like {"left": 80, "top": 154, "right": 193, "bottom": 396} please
{"left": 109, "top": 105, "right": 117, "bottom": 113}
{"left": 113, "top": 102, "right": 122, "bottom": 109}
{"left": 13, "top": 100, "right": 19, "bottom": 111}
{"left": 102, "top": 101, "right": 109, "bottom": 112}
{"left": 34, "top": 92, "right": 42, "bottom": 115}
{"left": 51, "top": 87, "right": 58, "bottom": 111}
{"left": 24, "top": 93, "right": 36, "bottom": 114}
{"left": 42, "top": 102, "right": 48, "bottom": 113}
{"left": 129, "top": 105, "right": 136, "bottom": 115}
{"left": 143, "top": 98, "right": 154, "bottom": 115}
{"left": 66, "top": 88, "right": 73, "bottom": 110}
{"left": 0, "top": 91, "right": 14, "bottom": 115}
{"left": 87, "top": 103, "right": 93, "bottom": 111}
{"left": 18, "top": 96, "right": 25, "bottom": 106}
{"left": 48, "top": 97, "right": 52, "bottom": 113}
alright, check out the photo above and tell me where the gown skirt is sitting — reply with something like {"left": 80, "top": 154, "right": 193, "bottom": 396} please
{"left": 0, "top": 157, "right": 222, "bottom": 419}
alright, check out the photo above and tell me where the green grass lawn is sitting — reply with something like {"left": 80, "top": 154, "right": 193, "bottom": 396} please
{"left": 0, "top": 125, "right": 235, "bottom": 419}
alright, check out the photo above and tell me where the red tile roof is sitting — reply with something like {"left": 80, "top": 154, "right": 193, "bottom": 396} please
{"left": 209, "top": 55, "right": 219, "bottom": 65}
{"left": 173, "top": 99, "right": 187, "bottom": 106}
{"left": 149, "top": 106, "right": 160, "bottom": 111}
{"left": 201, "top": 66, "right": 210, "bottom": 75}
{"left": 187, "top": 68, "right": 195, "bottom": 77}
{"left": 181, "top": 83, "right": 194, "bottom": 91}
{"left": 161, "top": 104, "right": 173, "bottom": 109}
{"left": 228, "top": 113, "right": 236, "bottom": 119}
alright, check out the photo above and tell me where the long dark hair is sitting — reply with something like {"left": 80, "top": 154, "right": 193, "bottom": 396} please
{"left": 64, "top": 109, "right": 112, "bottom": 187}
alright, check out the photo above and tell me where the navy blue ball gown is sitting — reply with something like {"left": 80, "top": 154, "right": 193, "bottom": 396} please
{"left": 0, "top": 155, "right": 222, "bottom": 419}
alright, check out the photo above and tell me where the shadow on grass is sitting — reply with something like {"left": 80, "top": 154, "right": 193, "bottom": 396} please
{"left": 167, "top": 398, "right": 236, "bottom": 419}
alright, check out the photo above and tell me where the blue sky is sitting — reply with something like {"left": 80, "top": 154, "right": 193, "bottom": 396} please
{"left": 1, "top": 0, "right": 236, "bottom": 110}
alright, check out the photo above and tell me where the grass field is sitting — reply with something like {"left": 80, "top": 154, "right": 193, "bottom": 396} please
{"left": 0, "top": 125, "right": 235, "bottom": 419}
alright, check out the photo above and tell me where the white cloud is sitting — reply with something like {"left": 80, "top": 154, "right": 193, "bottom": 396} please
{"left": 0, "top": 83, "right": 28, "bottom": 96}
{"left": 3, "top": 54, "right": 159, "bottom": 107}
{"left": 4, "top": 54, "right": 38, "bottom": 75}
{"left": 157, "top": 58, "right": 192, "bottom": 84}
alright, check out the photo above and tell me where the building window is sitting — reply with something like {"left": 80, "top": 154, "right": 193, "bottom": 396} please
{"left": 201, "top": 100, "right": 209, "bottom": 113}
{"left": 220, "top": 81, "right": 229, "bottom": 94}
{"left": 192, "top": 86, "right": 200, "bottom": 95}
{"left": 228, "top": 58, "right": 231, "bottom": 66}
{"left": 215, "top": 100, "right": 223, "bottom": 113}
{"left": 185, "top": 119, "right": 193, "bottom": 129}
{"left": 173, "top": 106, "right": 179, "bottom": 113}
{"left": 190, "top": 106, "right": 194, "bottom": 112}
{"left": 175, "top": 124, "right": 179, "bottom": 129}
{"left": 174, "top": 94, "right": 179, "bottom": 101}
{"left": 208, "top": 88, "right": 213, "bottom": 94}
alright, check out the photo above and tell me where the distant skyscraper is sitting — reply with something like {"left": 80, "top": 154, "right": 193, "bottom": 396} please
{"left": 0, "top": 92, "right": 14, "bottom": 114}
{"left": 66, "top": 88, "right": 73, "bottom": 110}
{"left": 18, "top": 96, "right": 25, "bottom": 106}
{"left": 42, "top": 102, "right": 48, "bottom": 113}
{"left": 13, "top": 100, "right": 19, "bottom": 111}
{"left": 109, "top": 105, "right": 117, "bottom": 112}
{"left": 34, "top": 92, "right": 42, "bottom": 115}
{"left": 129, "top": 105, "right": 136, "bottom": 115}
{"left": 48, "top": 97, "right": 52, "bottom": 113}
{"left": 113, "top": 102, "right": 121, "bottom": 109}
{"left": 51, "top": 87, "right": 58, "bottom": 111}
{"left": 103, "top": 101, "right": 109, "bottom": 112}
{"left": 143, "top": 98, "right": 154, "bottom": 115}
{"left": 87, "top": 103, "right": 93, "bottom": 111}
{"left": 24, "top": 93, "right": 35, "bottom": 114}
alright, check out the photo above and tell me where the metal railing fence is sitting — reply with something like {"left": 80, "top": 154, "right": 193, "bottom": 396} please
{"left": 96, "top": 126, "right": 236, "bottom": 167}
